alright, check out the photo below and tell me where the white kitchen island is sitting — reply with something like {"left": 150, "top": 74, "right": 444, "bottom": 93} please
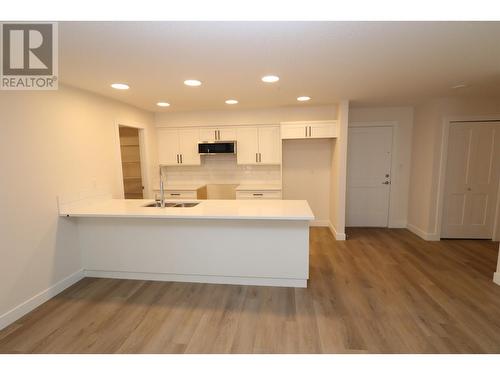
{"left": 59, "top": 198, "right": 314, "bottom": 287}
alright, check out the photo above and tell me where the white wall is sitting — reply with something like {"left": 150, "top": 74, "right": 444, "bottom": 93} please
{"left": 0, "top": 85, "right": 156, "bottom": 327}
{"left": 282, "top": 139, "right": 332, "bottom": 224}
{"left": 330, "top": 100, "right": 349, "bottom": 240}
{"left": 155, "top": 105, "right": 338, "bottom": 127}
{"left": 408, "top": 96, "right": 500, "bottom": 240}
{"left": 348, "top": 106, "right": 414, "bottom": 227}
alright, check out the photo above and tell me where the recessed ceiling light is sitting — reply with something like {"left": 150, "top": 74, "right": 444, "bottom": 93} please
{"left": 111, "top": 83, "right": 129, "bottom": 90}
{"left": 225, "top": 99, "right": 238, "bottom": 105}
{"left": 184, "top": 79, "right": 202, "bottom": 87}
{"left": 157, "top": 102, "right": 170, "bottom": 107}
{"left": 451, "top": 83, "right": 468, "bottom": 89}
{"left": 297, "top": 96, "right": 311, "bottom": 101}
{"left": 261, "top": 75, "right": 279, "bottom": 83}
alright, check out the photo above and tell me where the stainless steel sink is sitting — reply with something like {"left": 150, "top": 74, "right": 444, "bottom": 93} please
{"left": 143, "top": 202, "right": 199, "bottom": 208}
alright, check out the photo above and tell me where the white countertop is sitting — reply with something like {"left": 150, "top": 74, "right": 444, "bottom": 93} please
{"left": 152, "top": 184, "right": 205, "bottom": 191}
{"left": 59, "top": 198, "right": 314, "bottom": 221}
{"left": 235, "top": 184, "right": 282, "bottom": 191}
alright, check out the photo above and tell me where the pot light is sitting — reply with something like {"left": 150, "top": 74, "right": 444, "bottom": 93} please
{"left": 261, "top": 75, "right": 279, "bottom": 83}
{"left": 184, "top": 79, "right": 202, "bottom": 87}
{"left": 157, "top": 102, "right": 170, "bottom": 107}
{"left": 297, "top": 96, "right": 311, "bottom": 101}
{"left": 225, "top": 99, "right": 238, "bottom": 105}
{"left": 111, "top": 83, "right": 129, "bottom": 90}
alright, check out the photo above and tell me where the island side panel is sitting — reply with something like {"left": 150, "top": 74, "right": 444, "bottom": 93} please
{"left": 77, "top": 218, "right": 309, "bottom": 287}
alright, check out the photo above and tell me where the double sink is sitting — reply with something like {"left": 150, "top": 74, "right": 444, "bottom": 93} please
{"left": 143, "top": 201, "right": 200, "bottom": 208}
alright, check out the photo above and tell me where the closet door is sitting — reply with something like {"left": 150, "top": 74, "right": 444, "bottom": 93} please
{"left": 441, "top": 122, "right": 500, "bottom": 238}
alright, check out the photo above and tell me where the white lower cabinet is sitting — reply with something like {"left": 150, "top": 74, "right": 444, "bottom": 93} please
{"left": 236, "top": 190, "right": 282, "bottom": 199}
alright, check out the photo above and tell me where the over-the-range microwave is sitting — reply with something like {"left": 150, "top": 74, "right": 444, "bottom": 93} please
{"left": 198, "top": 141, "right": 237, "bottom": 155}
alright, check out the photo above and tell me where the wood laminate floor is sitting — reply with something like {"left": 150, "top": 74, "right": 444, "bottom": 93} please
{"left": 1, "top": 228, "right": 500, "bottom": 353}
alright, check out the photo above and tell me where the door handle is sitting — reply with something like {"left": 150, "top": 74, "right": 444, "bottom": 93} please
{"left": 382, "top": 181, "right": 391, "bottom": 185}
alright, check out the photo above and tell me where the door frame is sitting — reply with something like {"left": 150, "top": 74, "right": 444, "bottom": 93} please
{"left": 435, "top": 115, "right": 500, "bottom": 241}
{"left": 114, "top": 121, "right": 152, "bottom": 199}
{"left": 348, "top": 121, "right": 399, "bottom": 227}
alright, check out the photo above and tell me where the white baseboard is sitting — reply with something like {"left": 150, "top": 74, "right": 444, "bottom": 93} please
{"left": 407, "top": 223, "right": 440, "bottom": 241}
{"left": 0, "top": 269, "right": 84, "bottom": 330}
{"left": 310, "top": 220, "right": 330, "bottom": 227}
{"left": 494, "top": 272, "right": 500, "bottom": 286}
{"left": 84, "top": 270, "right": 307, "bottom": 288}
{"left": 388, "top": 220, "right": 407, "bottom": 229}
{"left": 328, "top": 222, "right": 346, "bottom": 241}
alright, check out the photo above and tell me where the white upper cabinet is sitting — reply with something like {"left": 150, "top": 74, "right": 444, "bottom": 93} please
{"left": 157, "top": 128, "right": 179, "bottom": 166}
{"left": 158, "top": 128, "right": 201, "bottom": 166}
{"left": 236, "top": 125, "right": 281, "bottom": 165}
{"left": 280, "top": 120, "right": 337, "bottom": 139}
{"left": 199, "top": 127, "right": 237, "bottom": 141}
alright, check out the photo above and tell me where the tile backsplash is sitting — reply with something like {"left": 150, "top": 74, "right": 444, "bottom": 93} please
{"left": 159, "top": 154, "right": 281, "bottom": 186}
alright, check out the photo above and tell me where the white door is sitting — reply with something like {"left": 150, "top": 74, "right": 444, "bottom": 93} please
{"left": 218, "top": 128, "right": 237, "bottom": 141}
{"left": 281, "top": 124, "right": 308, "bottom": 139}
{"left": 236, "top": 127, "right": 259, "bottom": 165}
{"left": 310, "top": 122, "right": 337, "bottom": 138}
{"left": 441, "top": 122, "right": 500, "bottom": 239}
{"left": 347, "top": 126, "right": 393, "bottom": 227}
{"left": 157, "top": 128, "right": 179, "bottom": 166}
{"left": 199, "top": 128, "right": 217, "bottom": 142}
{"left": 258, "top": 126, "right": 281, "bottom": 164}
{"left": 178, "top": 128, "right": 200, "bottom": 165}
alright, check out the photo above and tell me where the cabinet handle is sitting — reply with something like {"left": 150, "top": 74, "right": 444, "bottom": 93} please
{"left": 256, "top": 153, "right": 258, "bottom": 162}
{"left": 218, "top": 130, "right": 220, "bottom": 140}
{"left": 170, "top": 193, "right": 181, "bottom": 196}
{"left": 305, "top": 126, "right": 308, "bottom": 137}
{"left": 177, "top": 154, "right": 179, "bottom": 163}
{"left": 215, "top": 130, "right": 218, "bottom": 140}
{"left": 253, "top": 193, "right": 263, "bottom": 196}
{"left": 259, "top": 153, "right": 262, "bottom": 162}
{"left": 180, "top": 154, "right": 183, "bottom": 164}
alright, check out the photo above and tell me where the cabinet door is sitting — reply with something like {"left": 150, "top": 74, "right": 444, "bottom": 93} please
{"left": 157, "top": 128, "right": 179, "bottom": 166}
{"left": 258, "top": 126, "right": 281, "bottom": 164}
{"left": 236, "top": 127, "right": 259, "bottom": 165}
{"left": 218, "top": 128, "right": 237, "bottom": 141}
{"left": 178, "top": 128, "right": 201, "bottom": 165}
{"left": 310, "top": 122, "right": 337, "bottom": 138}
{"left": 199, "top": 128, "right": 217, "bottom": 142}
{"left": 280, "top": 124, "right": 308, "bottom": 139}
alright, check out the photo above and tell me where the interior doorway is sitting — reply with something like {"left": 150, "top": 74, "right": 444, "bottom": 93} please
{"left": 118, "top": 126, "right": 145, "bottom": 199}
{"left": 347, "top": 126, "right": 393, "bottom": 227}
{"left": 441, "top": 121, "right": 500, "bottom": 239}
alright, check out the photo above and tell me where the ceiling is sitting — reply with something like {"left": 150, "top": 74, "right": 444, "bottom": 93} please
{"left": 59, "top": 21, "right": 500, "bottom": 112}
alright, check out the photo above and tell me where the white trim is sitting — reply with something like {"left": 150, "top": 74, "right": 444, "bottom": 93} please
{"left": 310, "top": 220, "right": 330, "bottom": 227}
{"left": 435, "top": 115, "right": 500, "bottom": 240}
{"left": 388, "top": 220, "right": 407, "bottom": 229}
{"left": 407, "top": 223, "right": 440, "bottom": 241}
{"left": 494, "top": 272, "right": 500, "bottom": 286}
{"left": 0, "top": 269, "right": 84, "bottom": 330}
{"left": 114, "top": 121, "right": 152, "bottom": 199}
{"left": 328, "top": 221, "right": 346, "bottom": 240}
{"left": 84, "top": 270, "right": 306, "bottom": 288}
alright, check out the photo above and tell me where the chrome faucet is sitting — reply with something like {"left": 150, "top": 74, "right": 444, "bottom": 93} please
{"left": 159, "top": 167, "right": 165, "bottom": 208}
